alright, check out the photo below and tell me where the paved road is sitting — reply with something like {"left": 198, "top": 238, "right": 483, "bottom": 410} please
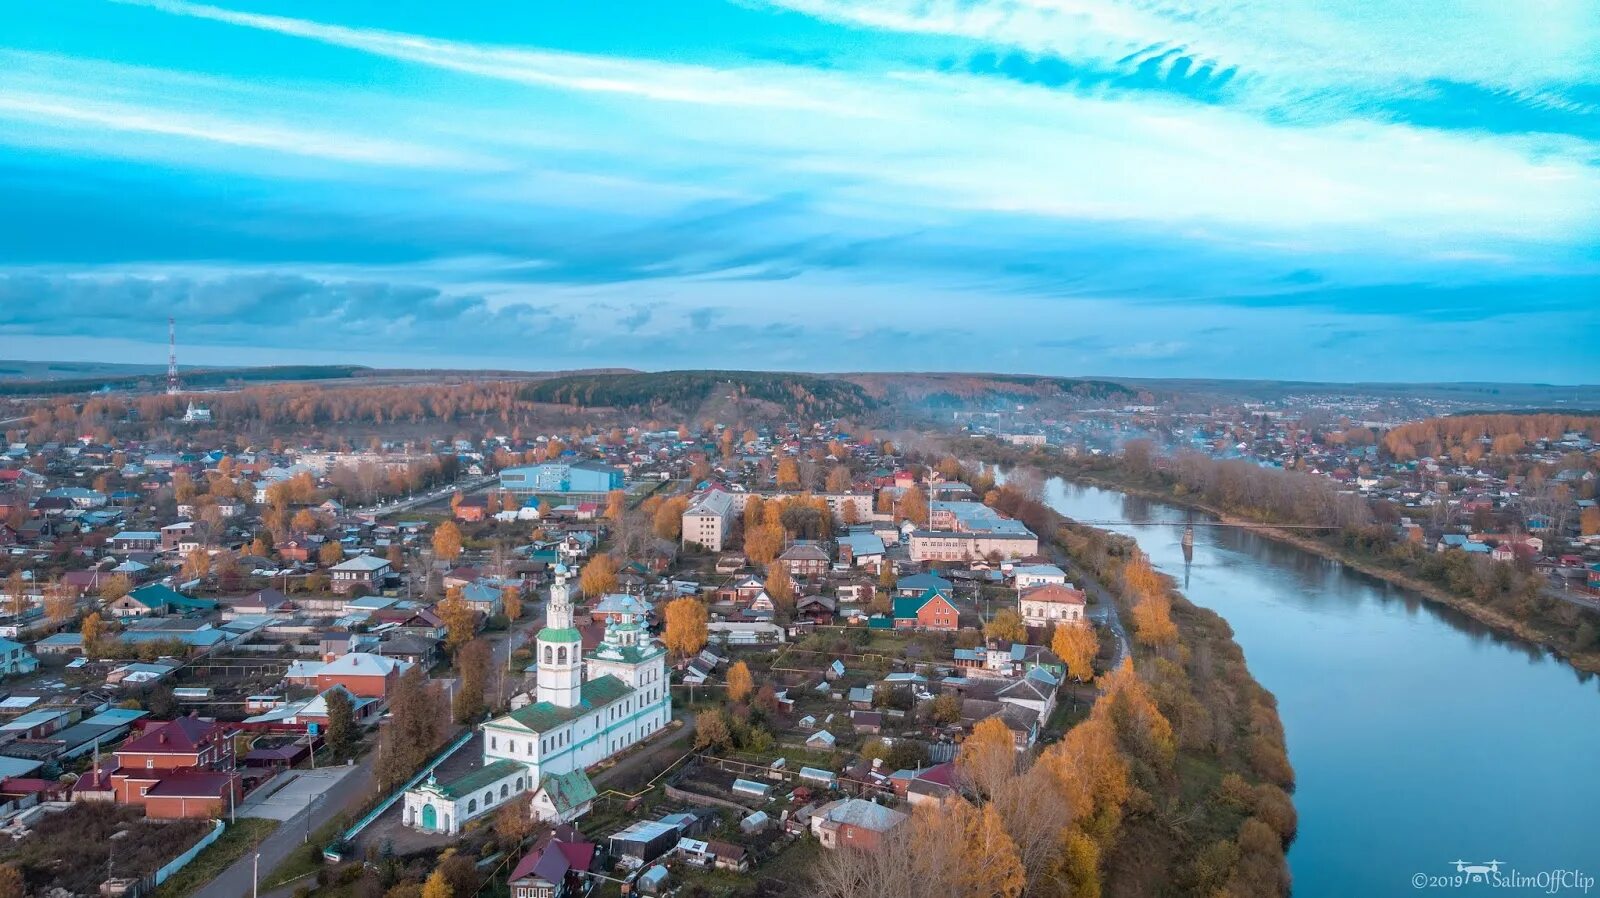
{"left": 1045, "top": 544, "right": 1129, "bottom": 668}
{"left": 352, "top": 474, "right": 498, "bottom": 519}
{"left": 197, "top": 755, "right": 377, "bottom": 898}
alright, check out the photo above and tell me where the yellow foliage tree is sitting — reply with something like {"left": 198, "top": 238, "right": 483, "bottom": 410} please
{"left": 957, "top": 717, "right": 1017, "bottom": 797}
{"left": 1131, "top": 595, "right": 1179, "bottom": 648}
{"left": 579, "top": 553, "right": 618, "bottom": 598}
{"left": 437, "top": 587, "right": 476, "bottom": 656}
{"left": 745, "top": 520, "right": 786, "bottom": 566}
{"left": 81, "top": 611, "right": 106, "bottom": 658}
{"left": 421, "top": 868, "right": 453, "bottom": 898}
{"left": 1122, "top": 553, "right": 1163, "bottom": 602}
{"left": 181, "top": 548, "right": 211, "bottom": 580}
{"left": 654, "top": 496, "right": 688, "bottom": 540}
{"left": 984, "top": 608, "right": 1026, "bottom": 643}
{"left": 663, "top": 596, "right": 708, "bottom": 660}
{"left": 432, "top": 520, "right": 463, "bottom": 561}
{"left": 1052, "top": 622, "right": 1098, "bottom": 682}
{"left": 776, "top": 458, "right": 801, "bottom": 490}
{"left": 954, "top": 801, "right": 1026, "bottom": 898}
{"left": 899, "top": 487, "right": 928, "bottom": 526}
{"left": 605, "top": 489, "right": 626, "bottom": 520}
{"left": 726, "top": 660, "right": 754, "bottom": 703}
{"left": 319, "top": 541, "right": 344, "bottom": 566}
{"left": 501, "top": 586, "right": 522, "bottom": 622}
{"left": 1583, "top": 505, "right": 1600, "bottom": 536}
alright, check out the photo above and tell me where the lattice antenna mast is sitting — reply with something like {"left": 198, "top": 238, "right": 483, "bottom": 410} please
{"left": 167, "top": 316, "right": 179, "bottom": 395}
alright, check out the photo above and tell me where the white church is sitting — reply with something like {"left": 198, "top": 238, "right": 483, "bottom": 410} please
{"left": 402, "top": 565, "right": 671, "bottom": 835}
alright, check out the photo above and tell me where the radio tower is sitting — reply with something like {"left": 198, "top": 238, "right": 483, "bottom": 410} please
{"left": 166, "top": 317, "right": 179, "bottom": 395}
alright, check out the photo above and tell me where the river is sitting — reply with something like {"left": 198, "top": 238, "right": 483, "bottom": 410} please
{"left": 1037, "top": 478, "right": 1600, "bottom": 896}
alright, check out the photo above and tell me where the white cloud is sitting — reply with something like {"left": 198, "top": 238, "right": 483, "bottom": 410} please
{"left": 759, "top": 0, "right": 1600, "bottom": 114}
{"left": 121, "top": 0, "right": 849, "bottom": 113}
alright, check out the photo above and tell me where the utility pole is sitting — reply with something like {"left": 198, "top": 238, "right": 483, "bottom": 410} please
{"left": 252, "top": 852, "right": 260, "bottom": 898}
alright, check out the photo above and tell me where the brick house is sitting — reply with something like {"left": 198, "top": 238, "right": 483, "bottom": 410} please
{"left": 777, "top": 542, "right": 831, "bottom": 580}
{"left": 111, "top": 716, "right": 235, "bottom": 807}
{"left": 142, "top": 771, "right": 240, "bottom": 820}
{"left": 892, "top": 588, "right": 959, "bottom": 631}
{"left": 314, "top": 652, "right": 410, "bottom": 698}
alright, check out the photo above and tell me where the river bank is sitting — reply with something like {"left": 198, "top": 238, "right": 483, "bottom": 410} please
{"left": 978, "top": 473, "right": 1297, "bottom": 896}
{"left": 1031, "top": 476, "right": 1600, "bottom": 894}
{"left": 1052, "top": 468, "right": 1600, "bottom": 676}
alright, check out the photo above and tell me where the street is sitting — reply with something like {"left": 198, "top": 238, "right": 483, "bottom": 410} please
{"left": 196, "top": 754, "right": 377, "bottom": 898}
{"left": 352, "top": 474, "right": 499, "bottom": 519}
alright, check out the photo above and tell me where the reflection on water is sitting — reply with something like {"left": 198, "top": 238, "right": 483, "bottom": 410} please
{"left": 1040, "top": 478, "right": 1600, "bottom": 897}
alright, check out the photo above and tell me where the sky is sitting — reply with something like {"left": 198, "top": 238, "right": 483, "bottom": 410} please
{"left": 1, "top": 0, "right": 1597, "bottom": 383}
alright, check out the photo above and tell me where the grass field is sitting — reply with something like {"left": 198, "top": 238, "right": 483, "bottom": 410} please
{"left": 151, "top": 818, "right": 281, "bottom": 898}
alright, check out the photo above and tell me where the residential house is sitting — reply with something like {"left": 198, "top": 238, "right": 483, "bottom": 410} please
{"left": 777, "top": 541, "right": 831, "bottom": 580}
{"left": 328, "top": 554, "right": 391, "bottom": 594}
{"left": 810, "top": 798, "right": 908, "bottom": 851}
{"left": 315, "top": 652, "right": 410, "bottom": 698}
{"left": 892, "top": 588, "right": 959, "bottom": 631}
{"left": 1018, "top": 584, "right": 1087, "bottom": 629}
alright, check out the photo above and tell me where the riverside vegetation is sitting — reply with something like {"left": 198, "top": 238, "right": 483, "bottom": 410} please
{"left": 961, "top": 438, "right": 1600, "bottom": 674}
{"left": 815, "top": 466, "right": 1296, "bottom": 898}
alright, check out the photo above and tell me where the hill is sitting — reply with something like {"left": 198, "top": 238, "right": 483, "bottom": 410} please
{"left": 518, "top": 370, "right": 877, "bottom": 417}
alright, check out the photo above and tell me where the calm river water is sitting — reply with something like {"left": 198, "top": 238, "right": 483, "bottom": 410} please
{"left": 1038, "top": 478, "right": 1600, "bottom": 896}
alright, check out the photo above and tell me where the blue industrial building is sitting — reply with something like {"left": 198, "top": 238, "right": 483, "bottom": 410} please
{"left": 498, "top": 460, "right": 624, "bottom": 495}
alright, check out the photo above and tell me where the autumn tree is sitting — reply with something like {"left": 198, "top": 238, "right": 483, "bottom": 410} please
{"left": 291, "top": 508, "right": 322, "bottom": 533}
{"left": 774, "top": 457, "right": 801, "bottom": 490}
{"left": 956, "top": 717, "right": 1017, "bottom": 798}
{"left": 81, "top": 611, "right": 107, "bottom": 657}
{"left": 501, "top": 586, "right": 522, "bottom": 622}
{"left": 663, "top": 597, "right": 708, "bottom": 659}
{"left": 765, "top": 565, "right": 795, "bottom": 614}
{"left": 0, "top": 863, "right": 22, "bottom": 898}
{"left": 605, "top": 489, "right": 627, "bottom": 520}
{"left": 432, "top": 520, "right": 463, "bottom": 561}
{"left": 654, "top": 496, "right": 688, "bottom": 540}
{"left": 900, "top": 487, "right": 928, "bottom": 526}
{"left": 694, "top": 708, "right": 732, "bottom": 751}
{"left": 437, "top": 587, "right": 476, "bottom": 656}
{"left": 2, "top": 572, "right": 26, "bottom": 617}
{"left": 453, "top": 638, "right": 492, "bottom": 723}
{"left": 1052, "top": 622, "right": 1099, "bottom": 682}
{"left": 98, "top": 573, "right": 132, "bottom": 603}
{"left": 43, "top": 578, "right": 76, "bottom": 624}
{"left": 324, "top": 687, "right": 357, "bottom": 761}
{"left": 1583, "top": 505, "right": 1600, "bottom": 536}
{"left": 930, "top": 693, "right": 962, "bottom": 724}
{"left": 181, "top": 548, "right": 211, "bottom": 580}
{"left": 1131, "top": 595, "right": 1179, "bottom": 648}
{"left": 726, "top": 660, "right": 754, "bottom": 703}
{"left": 983, "top": 608, "right": 1026, "bottom": 643}
{"left": 825, "top": 465, "right": 852, "bottom": 493}
{"left": 319, "top": 541, "right": 345, "bottom": 566}
{"left": 579, "top": 553, "right": 618, "bottom": 598}
{"left": 421, "top": 868, "right": 452, "bottom": 898}
{"left": 745, "top": 520, "right": 785, "bottom": 566}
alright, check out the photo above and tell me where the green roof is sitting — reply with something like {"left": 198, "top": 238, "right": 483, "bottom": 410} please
{"left": 589, "top": 641, "right": 664, "bottom": 664}
{"left": 432, "top": 759, "right": 525, "bottom": 799}
{"left": 501, "top": 675, "right": 634, "bottom": 733}
{"left": 539, "top": 769, "right": 596, "bottom": 814}
{"left": 537, "top": 627, "right": 583, "bottom": 644}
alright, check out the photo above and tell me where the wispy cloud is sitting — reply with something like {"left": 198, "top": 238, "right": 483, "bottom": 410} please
{"left": 120, "top": 0, "right": 848, "bottom": 112}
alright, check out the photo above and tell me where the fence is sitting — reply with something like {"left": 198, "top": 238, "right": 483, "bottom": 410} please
{"left": 149, "top": 819, "right": 226, "bottom": 890}
{"left": 337, "top": 728, "right": 475, "bottom": 846}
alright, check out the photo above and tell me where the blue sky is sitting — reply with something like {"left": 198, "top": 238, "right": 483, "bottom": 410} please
{"left": 1, "top": 0, "right": 1597, "bottom": 382}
